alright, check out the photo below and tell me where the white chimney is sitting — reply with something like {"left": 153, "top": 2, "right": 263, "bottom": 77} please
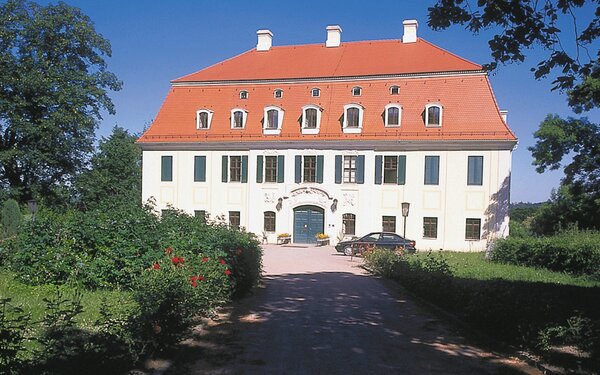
{"left": 402, "top": 20, "right": 418, "bottom": 43}
{"left": 326, "top": 25, "right": 342, "bottom": 48}
{"left": 500, "top": 110, "right": 508, "bottom": 124}
{"left": 256, "top": 29, "right": 273, "bottom": 51}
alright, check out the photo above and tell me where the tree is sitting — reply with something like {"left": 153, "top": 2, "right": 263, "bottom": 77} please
{"left": 0, "top": 0, "right": 122, "bottom": 203}
{"left": 75, "top": 126, "right": 141, "bottom": 209}
{"left": 428, "top": 0, "right": 599, "bottom": 112}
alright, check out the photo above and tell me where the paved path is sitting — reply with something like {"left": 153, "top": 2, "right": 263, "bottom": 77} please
{"left": 179, "top": 245, "right": 540, "bottom": 374}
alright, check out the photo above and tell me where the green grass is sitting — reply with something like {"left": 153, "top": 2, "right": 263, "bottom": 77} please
{"left": 413, "top": 251, "right": 600, "bottom": 287}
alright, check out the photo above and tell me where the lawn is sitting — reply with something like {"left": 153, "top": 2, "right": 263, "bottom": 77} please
{"left": 418, "top": 251, "right": 600, "bottom": 287}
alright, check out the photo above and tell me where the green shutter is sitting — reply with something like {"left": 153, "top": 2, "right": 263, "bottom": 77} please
{"left": 397, "top": 155, "right": 406, "bottom": 185}
{"left": 221, "top": 155, "right": 228, "bottom": 182}
{"left": 241, "top": 155, "right": 248, "bottom": 183}
{"left": 277, "top": 155, "right": 285, "bottom": 183}
{"left": 335, "top": 155, "right": 342, "bottom": 184}
{"left": 256, "top": 155, "right": 263, "bottom": 183}
{"left": 161, "top": 156, "right": 172, "bottom": 182}
{"left": 316, "top": 155, "right": 324, "bottom": 183}
{"left": 295, "top": 155, "right": 302, "bottom": 183}
{"left": 194, "top": 156, "right": 206, "bottom": 182}
{"left": 356, "top": 155, "right": 365, "bottom": 184}
{"left": 375, "top": 155, "right": 382, "bottom": 184}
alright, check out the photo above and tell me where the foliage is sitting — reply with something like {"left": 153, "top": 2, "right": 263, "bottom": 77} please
{"left": 510, "top": 202, "right": 543, "bottom": 223}
{"left": 492, "top": 229, "right": 600, "bottom": 277}
{"left": 363, "top": 248, "right": 402, "bottom": 278}
{"left": 0, "top": 0, "right": 122, "bottom": 203}
{"left": 75, "top": 126, "right": 141, "bottom": 209}
{"left": 1, "top": 199, "right": 22, "bottom": 238}
{"left": 428, "top": 1, "right": 599, "bottom": 111}
{"left": 0, "top": 297, "right": 30, "bottom": 374}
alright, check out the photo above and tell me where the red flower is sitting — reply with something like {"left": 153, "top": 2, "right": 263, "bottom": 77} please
{"left": 171, "top": 256, "right": 185, "bottom": 266}
{"left": 225, "top": 269, "right": 232, "bottom": 276}
{"left": 190, "top": 275, "right": 198, "bottom": 287}
{"left": 198, "top": 275, "right": 206, "bottom": 281}
{"left": 165, "top": 247, "right": 173, "bottom": 255}
{"left": 219, "top": 259, "right": 226, "bottom": 265}
{"left": 179, "top": 257, "right": 185, "bottom": 265}
{"left": 152, "top": 262, "right": 160, "bottom": 270}
{"left": 202, "top": 257, "right": 209, "bottom": 262}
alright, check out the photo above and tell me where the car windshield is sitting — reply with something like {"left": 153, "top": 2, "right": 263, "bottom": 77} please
{"left": 360, "top": 234, "right": 379, "bottom": 242}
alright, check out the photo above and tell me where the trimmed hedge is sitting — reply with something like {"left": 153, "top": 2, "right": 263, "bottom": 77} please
{"left": 492, "top": 230, "right": 600, "bottom": 277}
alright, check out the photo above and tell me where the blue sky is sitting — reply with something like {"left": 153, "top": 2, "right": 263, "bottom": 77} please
{"left": 47, "top": 0, "right": 599, "bottom": 203}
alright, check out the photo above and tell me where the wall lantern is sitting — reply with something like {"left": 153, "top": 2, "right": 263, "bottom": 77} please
{"left": 276, "top": 197, "right": 283, "bottom": 211}
{"left": 401, "top": 202, "right": 410, "bottom": 249}
{"left": 331, "top": 198, "right": 338, "bottom": 213}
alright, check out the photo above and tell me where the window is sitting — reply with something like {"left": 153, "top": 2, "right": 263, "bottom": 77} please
{"left": 302, "top": 105, "right": 322, "bottom": 134}
{"left": 382, "top": 216, "right": 396, "bottom": 232}
{"left": 295, "top": 155, "right": 323, "bottom": 183}
{"left": 194, "top": 156, "right": 206, "bottom": 182}
{"left": 384, "top": 104, "right": 401, "bottom": 127}
{"left": 390, "top": 85, "right": 400, "bottom": 95}
{"left": 231, "top": 109, "right": 247, "bottom": 129}
{"left": 383, "top": 156, "right": 398, "bottom": 184}
{"left": 263, "top": 106, "right": 284, "bottom": 134}
{"left": 194, "top": 210, "right": 206, "bottom": 223}
{"left": 303, "top": 156, "right": 316, "bottom": 183}
{"left": 311, "top": 88, "right": 320, "bottom": 97}
{"left": 229, "top": 211, "right": 240, "bottom": 229}
{"left": 196, "top": 109, "right": 213, "bottom": 129}
{"left": 264, "top": 211, "right": 276, "bottom": 232}
{"left": 423, "top": 217, "right": 438, "bottom": 239}
{"left": 274, "top": 89, "right": 283, "bottom": 98}
{"left": 343, "top": 213, "right": 356, "bottom": 235}
{"left": 424, "top": 156, "right": 440, "bottom": 185}
{"left": 425, "top": 104, "right": 442, "bottom": 127}
{"left": 343, "top": 156, "right": 357, "bottom": 183}
{"left": 352, "top": 86, "right": 362, "bottom": 96}
{"left": 465, "top": 218, "right": 481, "bottom": 240}
{"left": 343, "top": 104, "right": 364, "bottom": 133}
{"left": 239, "top": 91, "right": 248, "bottom": 99}
{"left": 468, "top": 156, "right": 484, "bottom": 186}
{"left": 257, "top": 155, "right": 285, "bottom": 183}
{"left": 222, "top": 155, "right": 248, "bottom": 183}
{"left": 161, "top": 156, "right": 172, "bottom": 182}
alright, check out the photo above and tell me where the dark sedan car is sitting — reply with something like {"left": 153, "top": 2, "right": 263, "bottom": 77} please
{"left": 335, "top": 232, "right": 416, "bottom": 256}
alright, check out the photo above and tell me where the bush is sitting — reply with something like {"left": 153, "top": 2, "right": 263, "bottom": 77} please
{"left": 1, "top": 199, "right": 22, "bottom": 239}
{"left": 363, "top": 248, "right": 402, "bottom": 278}
{"left": 0, "top": 297, "right": 30, "bottom": 374}
{"left": 492, "top": 229, "right": 600, "bottom": 277}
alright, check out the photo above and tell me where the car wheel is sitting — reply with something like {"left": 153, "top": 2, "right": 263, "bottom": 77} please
{"left": 343, "top": 246, "right": 354, "bottom": 256}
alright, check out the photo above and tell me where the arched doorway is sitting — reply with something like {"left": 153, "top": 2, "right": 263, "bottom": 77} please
{"left": 293, "top": 205, "right": 324, "bottom": 244}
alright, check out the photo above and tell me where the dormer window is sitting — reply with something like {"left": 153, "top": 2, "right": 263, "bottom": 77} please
{"left": 311, "top": 88, "right": 320, "bottom": 97}
{"left": 390, "top": 86, "right": 400, "bottom": 95}
{"left": 230, "top": 108, "right": 248, "bottom": 129}
{"left": 343, "top": 104, "right": 364, "bottom": 134}
{"left": 425, "top": 104, "right": 442, "bottom": 127}
{"left": 352, "top": 86, "right": 362, "bottom": 96}
{"left": 263, "top": 106, "right": 284, "bottom": 135}
{"left": 384, "top": 104, "right": 402, "bottom": 127}
{"left": 274, "top": 89, "right": 283, "bottom": 99}
{"left": 240, "top": 91, "right": 248, "bottom": 99}
{"left": 196, "top": 109, "right": 213, "bottom": 130}
{"left": 301, "top": 105, "right": 322, "bottom": 134}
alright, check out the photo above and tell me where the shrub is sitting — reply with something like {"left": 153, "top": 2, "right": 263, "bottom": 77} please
{"left": 1, "top": 199, "right": 22, "bottom": 239}
{"left": 363, "top": 248, "right": 403, "bottom": 278}
{"left": 0, "top": 297, "right": 30, "bottom": 374}
{"left": 493, "top": 229, "right": 600, "bottom": 277}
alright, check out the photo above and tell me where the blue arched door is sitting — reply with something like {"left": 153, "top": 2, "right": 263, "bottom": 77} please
{"left": 293, "top": 205, "right": 324, "bottom": 244}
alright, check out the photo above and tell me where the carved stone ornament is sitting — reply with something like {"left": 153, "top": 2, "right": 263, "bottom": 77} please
{"left": 264, "top": 192, "right": 276, "bottom": 204}
{"left": 343, "top": 193, "right": 356, "bottom": 207}
{"left": 288, "top": 187, "right": 332, "bottom": 205}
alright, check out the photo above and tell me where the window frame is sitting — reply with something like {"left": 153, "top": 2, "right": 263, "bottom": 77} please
{"left": 263, "top": 105, "right": 284, "bottom": 135}
{"left": 264, "top": 211, "right": 276, "bottom": 232}
{"left": 465, "top": 218, "right": 481, "bottom": 240}
{"left": 264, "top": 156, "right": 278, "bottom": 183}
{"left": 196, "top": 109, "right": 213, "bottom": 130}
{"left": 303, "top": 155, "right": 317, "bottom": 183}
{"left": 274, "top": 89, "right": 283, "bottom": 99}
{"left": 342, "top": 213, "right": 356, "bottom": 236}
{"left": 384, "top": 104, "right": 402, "bottom": 127}
{"left": 424, "top": 155, "right": 440, "bottom": 185}
{"left": 425, "top": 103, "right": 442, "bottom": 128}
{"left": 343, "top": 104, "right": 364, "bottom": 134}
{"left": 230, "top": 108, "right": 248, "bottom": 129}
{"left": 423, "top": 217, "right": 438, "bottom": 239}
{"left": 229, "top": 156, "right": 242, "bottom": 182}
{"left": 301, "top": 105, "right": 322, "bottom": 134}
{"left": 194, "top": 210, "right": 207, "bottom": 223}
{"left": 352, "top": 86, "right": 362, "bottom": 96}
{"left": 311, "top": 88, "right": 321, "bottom": 97}
{"left": 229, "top": 211, "right": 241, "bottom": 229}
{"left": 467, "top": 155, "right": 484, "bottom": 186}
{"left": 161, "top": 155, "right": 173, "bottom": 182}
{"left": 383, "top": 156, "right": 398, "bottom": 184}
{"left": 239, "top": 91, "right": 248, "bottom": 100}
{"left": 343, "top": 155, "right": 357, "bottom": 183}
{"left": 390, "top": 85, "right": 400, "bottom": 95}
{"left": 382, "top": 216, "right": 396, "bottom": 233}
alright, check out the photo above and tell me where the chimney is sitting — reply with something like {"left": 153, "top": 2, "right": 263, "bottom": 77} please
{"left": 402, "top": 20, "right": 418, "bottom": 43}
{"left": 500, "top": 110, "right": 508, "bottom": 124}
{"left": 326, "top": 25, "right": 342, "bottom": 47}
{"left": 256, "top": 29, "right": 273, "bottom": 51}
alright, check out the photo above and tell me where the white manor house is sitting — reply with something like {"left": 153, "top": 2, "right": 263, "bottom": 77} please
{"left": 138, "top": 21, "right": 517, "bottom": 251}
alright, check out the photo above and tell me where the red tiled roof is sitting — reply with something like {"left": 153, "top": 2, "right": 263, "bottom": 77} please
{"left": 173, "top": 39, "right": 482, "bottom": 82}
{"left": 139, "top": 38, "right": 515, "bottom": 145}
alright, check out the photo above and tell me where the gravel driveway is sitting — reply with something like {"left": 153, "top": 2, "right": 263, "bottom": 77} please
{"left": 175, "top": 245, "right": 540, "bottom": 375}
